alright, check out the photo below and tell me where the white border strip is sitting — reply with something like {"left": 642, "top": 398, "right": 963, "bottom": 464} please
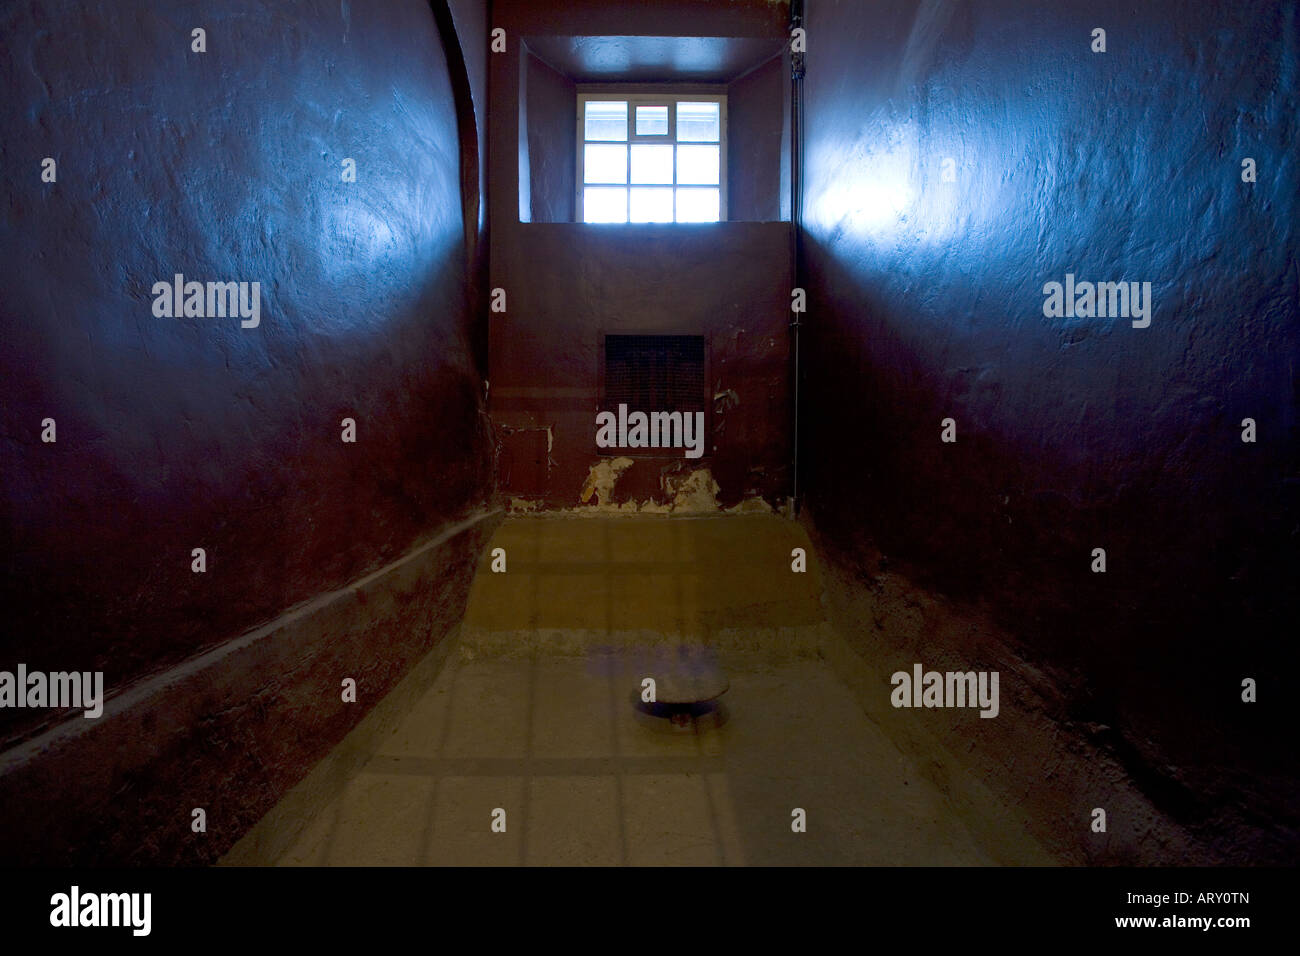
{"left": 0, "top": 509, "right": 501, "bottom": 774}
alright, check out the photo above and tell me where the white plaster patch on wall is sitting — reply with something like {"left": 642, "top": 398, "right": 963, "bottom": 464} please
{"left": 568, "top": 461, "right": 731, "bottom": 515}
{"left": 580, "top": 457, "right": 635, "bottom": 506}
{"left": 726, "top": 496, "right": 773, "bottom": 514}
{"left": 663, "top": 468, "right": 720, "bottom": 513}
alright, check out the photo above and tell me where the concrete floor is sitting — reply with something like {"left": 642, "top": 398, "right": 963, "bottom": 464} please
{"left": 232, "top": 514, "right": 1051, "bottom": 866}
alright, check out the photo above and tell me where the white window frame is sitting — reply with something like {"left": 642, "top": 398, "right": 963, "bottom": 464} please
{"left": 576, "top": 89, "right": 728, "bottom": 223}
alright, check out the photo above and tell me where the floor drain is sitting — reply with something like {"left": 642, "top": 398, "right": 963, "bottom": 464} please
{"left": 632, "top": 645, "right": 729, "bottom": 733}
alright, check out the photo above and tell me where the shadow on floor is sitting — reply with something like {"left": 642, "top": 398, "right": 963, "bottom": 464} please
{"left": 223, "top": 514, "right": 1054, "bottom": 866}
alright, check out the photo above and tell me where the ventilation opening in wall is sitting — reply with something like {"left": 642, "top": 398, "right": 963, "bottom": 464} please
{"left": 599, "top": 333, "right": 708, "bottom": 457}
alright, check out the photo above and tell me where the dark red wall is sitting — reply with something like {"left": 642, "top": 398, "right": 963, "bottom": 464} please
{"left": 0, "top": 0, "right": 493, "bottom": 741}
{"left": 491, "top": 0, "right": 795, "bottom": 508}
{"left": 525, "top": 48, "right": 577, "bottom": 223}
{"left": 728, "top": 52, "right": 790, "bottom": 223}
{"left": 800, "top": 0, "right": 1299, "bottom": 851}
{"left": 491, "top": 222, "right": 794, "bottom": 504}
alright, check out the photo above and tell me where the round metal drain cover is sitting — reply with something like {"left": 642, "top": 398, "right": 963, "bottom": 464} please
{"left": 634, "top": 645, "right": 728, "bottom": 731}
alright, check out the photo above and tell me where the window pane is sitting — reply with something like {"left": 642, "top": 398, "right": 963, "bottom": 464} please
{"left": 676, "top": 145, "right": 719, "bottom": 185}
{"left": 675, "top": 188, "right": 720, "bottom": 222}
{"left": 584, "top": 187, "right": 628, "bottom": 223}
{"left": 631, "top": 145, "right": 673, "bottom": 185}
{"left": 584, "top": 101, "right": 628, "bottom": 141}
{"left": 635, "top": 105, "right": 669, "bottom": 135}
{"left": 676, "top": 101, "right": 720, "bottom": 141}
{"left": 630, "top": 187, "right": 674, "bottom": 222}
{"left": 584, "top": 144, "right": 627, "bottom": 184}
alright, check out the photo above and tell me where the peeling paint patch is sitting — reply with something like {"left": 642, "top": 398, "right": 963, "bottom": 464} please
{"left": 580, "top": 457, "right": 634, "bottom": 506}
{"left": 727, "top": 496, "right": 773, "bottom": 514}
{"left": 511, "top": 493, "right": 782, "bottom": 519}
{"left": 504, "top": 460, "right": 772, "bottom": 517}
{"left": 663, "top": 468, "right": 721, "bottom": 513}
{"left": 570, "top": 501, "right": 657, "bottom": 516}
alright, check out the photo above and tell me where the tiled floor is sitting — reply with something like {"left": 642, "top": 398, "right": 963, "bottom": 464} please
{"left": 257, "top": 515, "right": 1036, "bottom": 866}
{"left": 275, "top": 654, "right": 998, "bottom": 865}
{"left": 461, "top": 513, "right": 827, "bottom": 635}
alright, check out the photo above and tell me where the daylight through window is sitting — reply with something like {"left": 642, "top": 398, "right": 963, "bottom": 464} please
{"left": 579, "top": 94, "right": 727, "bottom": 224}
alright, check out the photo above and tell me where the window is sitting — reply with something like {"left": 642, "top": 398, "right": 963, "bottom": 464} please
{"left": 578, "top": 93, "right": 727, "bottom": 224}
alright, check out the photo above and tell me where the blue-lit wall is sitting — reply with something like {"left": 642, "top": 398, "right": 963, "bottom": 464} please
{"left": 801, "top": 0, "right": 1297, "bottom": 856}
{"left": 0, "top": 0, "right": 492, "bottom": 729}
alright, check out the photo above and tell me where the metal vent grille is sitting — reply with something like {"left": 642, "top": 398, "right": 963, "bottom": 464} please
{"left": 603, "top": 334, "right": 706, "bottom": 415}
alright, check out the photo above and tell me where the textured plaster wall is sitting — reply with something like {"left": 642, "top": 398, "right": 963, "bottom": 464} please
{"left": 799, "top": 0, "right": 1299, "bottom": 857}
{"left": 0, "top": 0, "right": 495, "bottom": 862}
{"left": 0, "top": 0, "right": 494, "bottom": 745}
{"left": 490, "top": 0, "right": 795, "bottom": 508}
